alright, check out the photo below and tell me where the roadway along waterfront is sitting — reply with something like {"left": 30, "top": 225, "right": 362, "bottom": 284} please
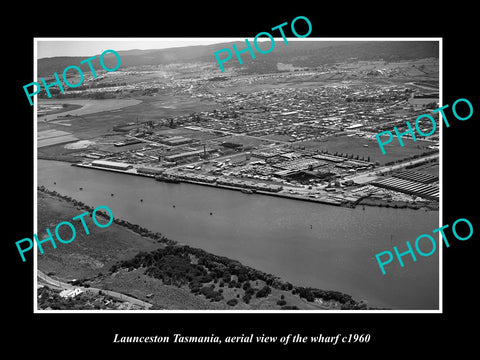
{"left": 38, "top": 159, "right": 440, "bottom": 310}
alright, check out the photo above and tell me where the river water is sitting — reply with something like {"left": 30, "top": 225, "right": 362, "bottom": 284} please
{"left": 38, "top": 160, "right": 440, "bottom": 310}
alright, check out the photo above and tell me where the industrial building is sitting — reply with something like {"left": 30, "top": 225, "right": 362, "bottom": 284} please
{"left": 137, "top": 166, "right": 165, "bottom": 176}
{"left": 164, "top": 149, "right": 215, "bottom": 163}
{"left": 159, "top": 136, "right": 193, "bottom": 146}
{"left": 312, "top": 154, "right": 345, "bottom": 163}
{"left": 114, "top": 139, "right": 143, "bottom": 147}
{"left": 391, "top": 170, "right": 438, "bottom": 184}
{"left": 272, "top": 158, "right": 326, "bottom": 171}
{"left": 91, "top": 160, "right": 132, "bottom": 171}
{"left": 372, "top": 177, "right": 439, "bottom": 200}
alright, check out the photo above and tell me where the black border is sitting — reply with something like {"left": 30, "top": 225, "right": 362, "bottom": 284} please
{"left": 7, "top": 5, "right": 478, "bottom": 355}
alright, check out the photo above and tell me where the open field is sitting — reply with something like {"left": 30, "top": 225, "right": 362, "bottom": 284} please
{"left": 37, "top": 191, "right": 162, "bottom": 280}
{"left": 37, "top": 129, "right": 78, "bottom": 148}
{"left": 37, "top": 95, "right": 217, "bottom": 139}
{"left": 38, "top": 103, "right": 83, "bottom": 116}
{"left": 37, "top": 95, "right": 218, "bottom": 160}
{"left": 38, "top": 99, "right": 143, "bottom": 120}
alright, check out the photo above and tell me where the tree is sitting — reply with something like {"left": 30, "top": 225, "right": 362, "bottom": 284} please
{"left": 227, "top": 299, "right": 238, "bottom": 306}
{"left": 256, "top": 285, "right": 271, "bottom": 298}
{"left": 242, "top": 293, "right": 251, "bottom": 304}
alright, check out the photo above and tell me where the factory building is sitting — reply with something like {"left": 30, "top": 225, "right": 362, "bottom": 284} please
{"left": 137, "top": 166, "right": 165, "bottom": 176}
{"left": 372, "top": 177, "right": 439, "bottom": 200}
{"left": 160, "top": 136, "right": 193, "bottom": 146}
{"left": 91, "top": 160, "right": 132, "bottom": 171}
{"left": 392, "top": 170, "right": 438, "bottom": 184}
{"left": 164, "top": 149, "right": 215, "bottom": 162}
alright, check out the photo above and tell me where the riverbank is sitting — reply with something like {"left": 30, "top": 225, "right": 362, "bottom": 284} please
{"left": 358, "top": 196, "right": 439, "bottom": 211}
{"left": 37, "top": 186, "right": 372, "bottom": 310}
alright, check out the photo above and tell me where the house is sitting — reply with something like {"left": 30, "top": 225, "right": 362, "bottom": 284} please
{"left": 59, "top": 288, "right": 83, "bottom": 299}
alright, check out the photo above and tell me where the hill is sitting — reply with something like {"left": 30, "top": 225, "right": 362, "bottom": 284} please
{"left": 37, "top": 40, "right": 439, "bottom": 77}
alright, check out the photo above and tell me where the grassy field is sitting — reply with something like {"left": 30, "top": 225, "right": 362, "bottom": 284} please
{"left": 38, "top": 103, "right": 83, "bottom": 116}
{"left": 36, "top": 95, "right": 218, "bottom": 160}
{"left": 37, "top": 95, "right": 217, "bottom": 140}
{"left": 37, "top": 191, "right": 161, "bottom": 280}
{"left": 38, "top": 99, "right": 143, "bottom": 119}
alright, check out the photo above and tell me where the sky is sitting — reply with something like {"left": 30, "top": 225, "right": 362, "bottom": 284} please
{"left": 36, "top": 38, "right": 242, "bottom": 59}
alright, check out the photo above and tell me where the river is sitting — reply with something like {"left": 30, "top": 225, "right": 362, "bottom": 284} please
{"left": 37, "top": 159, "right": 440, "bottom": 310}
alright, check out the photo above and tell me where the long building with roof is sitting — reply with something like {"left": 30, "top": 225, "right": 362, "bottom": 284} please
{"left": 371, "top": 176, "right": 439, "bottom": 200}
{"left": 391, "top": 170, "right": 438, "bottom": 184}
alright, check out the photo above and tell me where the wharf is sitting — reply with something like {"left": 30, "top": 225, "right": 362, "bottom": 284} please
{"left": 72, "top": 163, "right": 343, "bottom": 206}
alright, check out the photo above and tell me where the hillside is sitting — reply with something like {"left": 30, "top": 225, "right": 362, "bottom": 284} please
{"left": 37, "top": 40, "right": 439, "bottom": 77}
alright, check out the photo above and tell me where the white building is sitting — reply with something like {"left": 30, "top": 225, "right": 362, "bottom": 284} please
{"left": 59, "top": 288, "right": 83, "bottom": 298}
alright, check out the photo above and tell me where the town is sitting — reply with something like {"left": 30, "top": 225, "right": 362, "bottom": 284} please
{"left": 37, "top": 56, "right": 440, "bottom": 211}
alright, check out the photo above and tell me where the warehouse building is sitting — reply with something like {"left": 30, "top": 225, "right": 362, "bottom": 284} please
{"left": 372, "top": 177, "right": 439, "bottom": 200}
{"left": 392, "top": 170, "right": 438, "bottom": 184}
{"left": 164, "top": 149, "right": 215, "bottom": 162}
{"left": 137, "top": 166, "right": 164, "bottom": 176}
{"left": 160, "top": 136, "right": 193, "bottom": 146}
{"left": 91, "top": 160, "right": 132, "bottom": 171}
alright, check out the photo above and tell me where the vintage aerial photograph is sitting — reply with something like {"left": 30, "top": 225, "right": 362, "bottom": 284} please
{"left": 35, "top": 38, "right": 440, "bottom": 311}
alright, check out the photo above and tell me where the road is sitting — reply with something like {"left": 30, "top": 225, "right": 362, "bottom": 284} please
{"left": 37, "top": 270, "right": 153, "bottom": 309}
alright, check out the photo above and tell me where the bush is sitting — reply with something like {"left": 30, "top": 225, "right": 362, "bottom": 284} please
{"left": 255, "top": 285, "right": 271, "bottom": 298}
{"left": 245, "top": 287, "right": 255, "bottom": 296}
{"left": 199, "top": 285, "right": 223, "bottom": 302}
{"left": 226, "top": 299, "right": 238, "bottom": 306}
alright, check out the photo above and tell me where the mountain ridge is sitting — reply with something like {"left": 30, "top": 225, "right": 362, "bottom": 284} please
{"left": 37, "top": 40, "right": 439, "bottom": 77}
